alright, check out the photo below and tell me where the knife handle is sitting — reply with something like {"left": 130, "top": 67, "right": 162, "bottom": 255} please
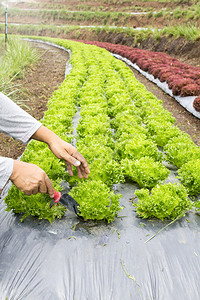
{"left": 53, "top": 189, "right": 61, "bottom": 203}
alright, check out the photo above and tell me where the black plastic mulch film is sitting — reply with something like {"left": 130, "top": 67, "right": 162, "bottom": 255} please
{"left": 0, "top": 41, "right": 200, "bottom": 300}
{"left": 1, "top": 180, "right": 200, "bottom": 300}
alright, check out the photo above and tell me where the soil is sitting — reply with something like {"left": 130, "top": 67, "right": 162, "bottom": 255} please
{"left": 0, "top": 41, "right": 69, "bottom": 159}
{"left": 9, "top": 0, "right": 194, "bottom": 11}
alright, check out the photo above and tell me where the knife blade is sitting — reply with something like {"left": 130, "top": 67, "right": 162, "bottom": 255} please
{"left": 50, "top": 189, "right": 81, "bottom": 216}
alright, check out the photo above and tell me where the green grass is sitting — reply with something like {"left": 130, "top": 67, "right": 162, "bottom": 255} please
{"left": 3, "top": 4, "right": 200, "bottom": 28}
{"left": 1, "top": 0, "right": 199, "bottom": 12}
{"left": 0, "top": 23, "right": 199, "bottom": 56}
{"left": 155, "top": 24, "right": 200, "bottom": 41}
{"left": 0, "top": 36, "right": 38, "bottom": 78}
{"left": 0, "top": 35, "right": 38, "bottom": 101}
{"left": 0, "top": 8, "right": 142, "bottom": 26}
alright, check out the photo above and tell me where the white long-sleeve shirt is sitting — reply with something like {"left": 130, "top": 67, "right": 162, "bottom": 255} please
{"left": 0, "top": 92, "right": 42, "bottom": 190}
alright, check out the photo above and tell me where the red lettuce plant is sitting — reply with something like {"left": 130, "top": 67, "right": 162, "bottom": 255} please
{"left": 180, "top": 84, "right": 200, "bottom": 97}
{"left": 193, "top": 96, "right": 200, "bottom": 112}
{"left": 77, "top": 39, "right": 200, "bottom": 98}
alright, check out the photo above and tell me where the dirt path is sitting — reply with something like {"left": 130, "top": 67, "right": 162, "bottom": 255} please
{"left": 0, "top": 41, "right": 69, "bottom": 159}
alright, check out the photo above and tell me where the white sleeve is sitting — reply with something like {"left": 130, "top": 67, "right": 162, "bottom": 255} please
{"left": 0, "top": 92, "right": 42, "bottom": 143}
{"left": 0, "top": 157, "right": 14, "bottom": 190}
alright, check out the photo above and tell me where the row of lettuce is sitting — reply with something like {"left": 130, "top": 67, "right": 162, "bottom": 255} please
{"left": 75, "top": 40, "right": 200, "bottom": 112}
{"left": 4, "top": 37, "right": 200, "bottom": 223}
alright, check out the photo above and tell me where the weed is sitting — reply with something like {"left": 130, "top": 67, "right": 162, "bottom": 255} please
{"left": 0, "top": 36, "right": 38, "bottom": 104}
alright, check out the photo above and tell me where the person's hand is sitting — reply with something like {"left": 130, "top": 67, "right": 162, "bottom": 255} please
{"left": 32, "top": 126, "right": 90, "bottom": 179}
{"left": 10, "top": 160, "right": 54, "bottom": 197}
{"left": 48, "top": 137, "right": 90, "bottom": 179}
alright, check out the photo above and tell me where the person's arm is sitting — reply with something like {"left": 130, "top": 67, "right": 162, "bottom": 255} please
{"left": 0, "top": 157, "right": 14, "bottom": 191}
{"left": 0, "top": 93, "right": 90, "bottom": 196}
{"left": 0, "top": 92, "right": 47, "bottom": 195}
{"left": 10, "top": 160, "right": 55, "bottom": 197}
{"left": 9, "top": 128, "right": 90, "bottom": 197}
{"left": 0, "top": 92, "right": 42, "bottom": 143}
{"left": 32, "top": 126, "right": 90, "bottom": 179}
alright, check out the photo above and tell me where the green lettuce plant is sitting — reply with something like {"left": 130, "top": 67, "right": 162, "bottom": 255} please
{"left": 144, "top": 110, "right": 176, "bottom": 125}
{"left": 178, "top": 159, "right": 200, "bottom": 195}
{"left": 76, "top": 115, "right": 112, "bottom": 138}
{"left": 66, "top": 157, "right": 124, "bottom": 188}
{"left": 80, "top": 103, "right": 108, "bottom": 117}
{"left": 164, "top": 134, "right": 200, "bottom": 168}
{"left": 146, "top": 120, "right": 182, "bottom": 147}
{"left": 122, "top": 157, "right": 170, "bottom": 188}
{"left": 76, "top": 134, "right": 115, "bottom": 149}
{"left": 87, "top": 159, "right": 124, "bottom": 187}
{"left": 111, "top": 109, "right": 142, "bottom": 130}
{"left": 114, "top": 123, "right": 147, "bottom": 140}
{"left": 116, "top": 137, "right": 163, "bottom": 161}
{"left": 76, "top": 142, "right": 114, "bottom": 163}
{"left": 134, "top": 183, "right": 192, "bottom": 220}
{"left": 69, "top": 180, "right": 122, "bottom": 223}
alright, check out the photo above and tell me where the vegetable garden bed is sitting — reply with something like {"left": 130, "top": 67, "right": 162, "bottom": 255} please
{"left": 74, "top": 39, "right": 200, "bottom": 118}
{"left": 1, "top": 36, "right": 200, "bottom": 299}
{"left": 3, "top": 36, "right": 200, "bottom": 221}
{"left": 4, "top": 36, "right": 200, "bottom": 223}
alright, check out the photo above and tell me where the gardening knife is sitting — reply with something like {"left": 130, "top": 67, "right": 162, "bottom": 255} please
{"left": 50, "top": 189, "right": 81, "bottom": 216}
